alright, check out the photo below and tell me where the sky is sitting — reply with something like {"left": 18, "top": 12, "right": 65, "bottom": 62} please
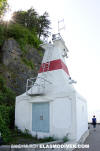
{"left": 7, "top": 0, "right": 100, "bottom": 115}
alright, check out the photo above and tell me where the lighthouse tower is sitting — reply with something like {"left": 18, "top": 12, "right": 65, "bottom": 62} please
{"left": 15, "top": 34, "right": 88, "bottom": 141}
{"left": 26, "top": 34, "right": 74, "bottom": 97}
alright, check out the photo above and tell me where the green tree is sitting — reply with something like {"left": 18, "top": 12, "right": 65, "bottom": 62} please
{"left": 12, "top": 8, "right": 38, "bottom": 30}
{"left": 12, "top": 10, "right": 27, "bottom": 26}
{"left": 0, "top": 76, "right": 15, "bottom": 143}
{"left": 37, "top": 12, "right": 51, "bottom": 38}
{"left": 0, "top": 0, "right": 8, "bottom": 17}
{"left": 0, "top": 76, "right": 15, "bottom": 106}
{"left": 12, "top": 8, "right": 51, "bottom": 39}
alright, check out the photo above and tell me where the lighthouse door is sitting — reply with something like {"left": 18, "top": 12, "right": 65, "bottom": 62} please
{"left": 32, "top": 102, "right": 49, "bottom": 132}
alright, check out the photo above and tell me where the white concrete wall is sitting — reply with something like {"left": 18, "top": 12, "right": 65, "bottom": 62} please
{"left": 76, "top": 94, "right": 88, "bottom": 141}
{"left": 27, "top": 68, "right": 75, "bottom": 97}
{"left": 38, "top": 69, "right": 74, "bottom": 96}
{"left": 50, "top": 98, "right": 75, "bottom": 140}
{"left": 15, "top": 95, "right": 75, "bottom": 139}
{"left": 15, "top": 96, "right": 32, "bottom": 132}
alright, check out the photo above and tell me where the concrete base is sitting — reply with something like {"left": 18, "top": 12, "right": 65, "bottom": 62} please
{"left": 78, "top": 129, "right": 89, "bottom": 144}
{"left": 0, "top": 130, "right": 89, "bottom": 151}
{"left": 65, "top": 129, "right": 89, "bottom": 151}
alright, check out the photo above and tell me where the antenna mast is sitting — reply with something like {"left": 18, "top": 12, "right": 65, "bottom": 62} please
{"left": 58, "top": 19, "right": 65, "bottom": 33}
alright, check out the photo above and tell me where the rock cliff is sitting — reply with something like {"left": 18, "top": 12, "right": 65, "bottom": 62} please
{"left": 0, "top": 38, "right": 43, "bottom": 96}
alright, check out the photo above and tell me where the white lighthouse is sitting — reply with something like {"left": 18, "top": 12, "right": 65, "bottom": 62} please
{"left": 15, "top": 34, "right": 88, "bottom": 141}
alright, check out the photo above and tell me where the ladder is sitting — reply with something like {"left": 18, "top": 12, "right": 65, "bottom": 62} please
{"left": 26, "top": 45, "right": 52, "bottom": 95}
{"left": 38, "top": 46, "right": 52, "bottom": 93}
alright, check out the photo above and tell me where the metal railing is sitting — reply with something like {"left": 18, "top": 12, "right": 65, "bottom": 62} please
{"left": 26, "top": 77, "right": 52, "bottom": 95}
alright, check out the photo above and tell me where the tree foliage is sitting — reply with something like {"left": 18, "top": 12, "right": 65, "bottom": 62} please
{"left": 0, "top": 23, "right": 6, "bottom": 46}
{"left": 12, "top": 8, "right": 51, "bottom": 38}
{"left": 0, "top": 112, "right": 11, "bottom": 143}
{"left": 7, "top": 23, "right": 41, "bottom": 49}
{"left": 38, "top": 12, "right": 51, "bottom": 38}
{"left": 0, "top": 76, "right": 15, "bottom": 106}
{"left": 0, "top": 0, "right": 8, "bottom": 17}
{"left": 13, "top": 8, "right": 38, "bottom": 29}
{"left": 0, "top": 76, "right": 15, "bottom": 143}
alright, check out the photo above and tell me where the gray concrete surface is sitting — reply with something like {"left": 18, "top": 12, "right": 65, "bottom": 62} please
{"left": 74, "top": 124, "right": 100, "bottom": 151}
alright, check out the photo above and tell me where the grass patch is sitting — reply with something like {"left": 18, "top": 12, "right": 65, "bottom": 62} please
{"left": 7, "top": 24, "right": 41, "bottom": 51}
{"left": 6, "top": 128, "right": 56, "bottom": 145}
{"left": 63, "top": 136, "right": 69, "bottom": 142}
{"left": 21, "top": 57, "right": 35, "bottom": 69}
{"left": 38, "top": 49, "right": 43, "bottom": 57}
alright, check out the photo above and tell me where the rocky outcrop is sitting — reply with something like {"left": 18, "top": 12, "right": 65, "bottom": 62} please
{"left": 0, "top": 38, "right": 43, "bottom": 96}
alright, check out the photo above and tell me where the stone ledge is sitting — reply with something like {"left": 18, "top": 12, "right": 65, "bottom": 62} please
{"left": 0, "top": 130, "right": 89, "bottom": 151}
{"left": 78, "top": 129, "right": 89, "bottom": 144}
{"left": 0, "top": 145, "right": 11, "bottom": 151}
{"left": 64, "top": 130, "right": 89, "bottom": 151}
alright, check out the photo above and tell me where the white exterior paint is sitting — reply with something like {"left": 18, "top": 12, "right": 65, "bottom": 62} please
{"left": 76, "top": 93, "right": 88, "bottom": 141}
{"left": 15, "top": 34, "right": 88, "bottom": 141}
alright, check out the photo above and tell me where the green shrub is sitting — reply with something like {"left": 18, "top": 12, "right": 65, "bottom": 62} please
{"left": 0, "top": 105, "right": 15, "bottom": 128}
{"left": 0, "top": 108, "right": 11, "bottom": 143}
{"left": 63, "top": 136, "right": 69, "bottom": 142}
{"left": 0, "top": 76, "right": 15, "bottom": 143}
{"left": 22, "top": 128, "right": 33, "bottom": 138}
{"left": 39, "top": 136, "right": 56, "bottom": 143}
{"left": 22, "top": 57, "right": 35, "bottom": 69}
{"left": 0, "top": 24, "right": 6, "bottom": 47}
{"left": 0, "top": 75, "right": 6, "bottom": 89}
{"left": 7, "top": 24, "right": 41, "bottom": 51}
{"left": 0, "top": 105, "right": 15, "bottom": 143}
{"left": 0, "top": 76, "right": 15, "bottom": 106}
{"left": 38, "top": 49, "right": 43, "bottom": 57}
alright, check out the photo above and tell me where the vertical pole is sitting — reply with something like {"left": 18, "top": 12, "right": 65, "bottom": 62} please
{"left": 58, "top": 19, "right": 65, "bottom": 33}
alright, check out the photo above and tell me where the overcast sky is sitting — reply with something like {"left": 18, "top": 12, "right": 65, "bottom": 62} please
{"left": 8, "top": 0, "right": 100, "bottom": 113}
